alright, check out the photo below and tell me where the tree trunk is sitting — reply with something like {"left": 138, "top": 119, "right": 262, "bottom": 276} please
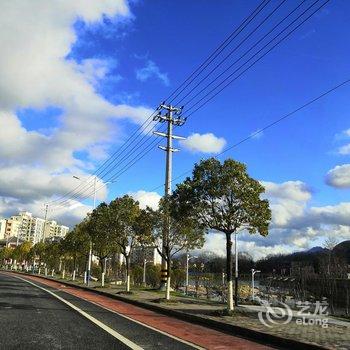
{"left": 72, "top": 256, "right": 77, "bottom": 281}
{"left": 166, "top": 256, "right": 171, "bottom": 300}
{"left": 101, "top": 257, "right": 106, "bottom": 287}
{"left": 226, "top": 232, "right": 234, "bottom": 311}
{"left": 126, "top": 255, "right": 131, "bottom": 292}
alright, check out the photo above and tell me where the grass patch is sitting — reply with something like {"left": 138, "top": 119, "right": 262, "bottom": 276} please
{"left": 151, "top": 298, "right": 181, "bottom": 305}
{"left": 212, "top": 308, "right": 243, "bottom": 317}
{"left": 117, "top": 291, "right": 134, "bottom": 295}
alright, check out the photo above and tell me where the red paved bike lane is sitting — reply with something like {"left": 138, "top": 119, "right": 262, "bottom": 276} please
{"left": 14, "top": 273, "right": 273, "bottom": 350}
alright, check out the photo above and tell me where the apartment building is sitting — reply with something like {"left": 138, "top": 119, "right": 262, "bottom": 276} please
{"left": 44, "top": 220, "right": 69, "bottom": 239}
{"left": 1, "top": 212, "right": 69, "bottom": 244}
{"left": 0, "top": 219, "right": 6, "bottom": 240}
{"left": 131, "top": 246, "right": 162, "bottom": 266}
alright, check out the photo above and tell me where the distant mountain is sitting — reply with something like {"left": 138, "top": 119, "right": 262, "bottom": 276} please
{"left": 334, "top": 240, "right": 350, "bottom": 263}
{"left": 307, "top": 246, "right": 326, "bottom": 253}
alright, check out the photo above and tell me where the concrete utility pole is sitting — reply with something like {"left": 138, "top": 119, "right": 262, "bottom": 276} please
{"left": 234, "top": 232, "right": 239, "bottom": 307}
{"left": 42, "top": 203, "right": 49, "bottom": 242}
{"left": 153, "top": 103, "right": 186, "bottom": 290}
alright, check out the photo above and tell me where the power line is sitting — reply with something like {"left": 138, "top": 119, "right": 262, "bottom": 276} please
{"left": 48, "top": 1, "right": 277, "bottom": 207}
{"left": 50, "top": 0, "right": 331, "bottom": 209}
{"left": 184, "top": 0, "right": 327, "bottom": 115}
{"left": 172, "top": 0, "right": 290, "bottom": 105}
{"left": 167, "top": 0, "right": 272, "bottom": 103}
{"left": 149, "top": 77, "right": 350, "bottom": 192}
{"left": 51, "top": 124, "right": 168, "bottom": 208}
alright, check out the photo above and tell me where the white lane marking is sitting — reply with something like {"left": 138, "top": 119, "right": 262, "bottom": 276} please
{"left": 76, "top": 296, "right": 204, "bottom": 350}
{"left": 12, "top": 275, "right": 143, "bottom": 350}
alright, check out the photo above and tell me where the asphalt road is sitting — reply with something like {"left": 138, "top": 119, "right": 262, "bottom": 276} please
{"left": 0, "top": 273, "right": 197, "bottom": 350}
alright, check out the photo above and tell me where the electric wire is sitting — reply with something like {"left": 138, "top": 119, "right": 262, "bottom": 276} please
{"left": 184, "top": 0, "right": 326, "bottom": 114}
{"left": 150, "top": 77, "right": 350, "bottom": 192}
{"left": 50, "top": 0, "right": 331, "bottom": 209}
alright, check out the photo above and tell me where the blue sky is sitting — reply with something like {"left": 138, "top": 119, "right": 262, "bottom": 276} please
{"left": 1, "top": 0, "right": 349, "bottom": 258}
{"left": 70, "top": 0, "right": 349, "bottom": 196}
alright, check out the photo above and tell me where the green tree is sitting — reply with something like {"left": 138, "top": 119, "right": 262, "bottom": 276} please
{"left": 62, "top": 223, "right": 90, "bottom": 276}
{"left": 108, "top": 195, "right": 153, "bottom": 292}
{"left": 0, "top": 247, "right": 14, "bottom": 265}
{"left": 172, "top": 158, "right": 271, "bottom": 311}
{"left": 13, "top": 241, "right": 32, "bottom": 266}
{"left": 85, "top": 203, "right": 117, "bottom": 282}
{"left": 30, "top": 242, "right": 47, "bottom": 269}
{"left": 155, "top": 197, "right": 205, "bottom": 300}
{"left": 42, "top": 242, "right": 62, "bottom": 271}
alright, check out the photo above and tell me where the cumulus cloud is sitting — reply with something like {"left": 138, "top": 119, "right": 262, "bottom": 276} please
{"left": 338, "top": 143, "right": 350, "bottom": 155}
{"left": 0, "top": 166, "right": 108, "bottom": 203}
{"left": 335, "top": 128, "right": 350, "bottom": 139}
{"left": 0, "top": 196, "right": 90, "bottom": 229}
{"left": 180, "top": 133, "right": 226, "bottom": 154}
{"left": 135, "top": 60, "right": 169, "bottom": 86}
{"left": 326, "top": 164, "right": 350, "bottom": 188}
{"left": 262, "top": 181, "right": 311, "bottom": 202}
{"left": 129, "top": 190, "right": 161, "bottom": 210}
{"left": 77, "top": 58, "right": 121, "bottom": 87}
{"left": 201, "top": 232, "right": 297, "bottom": 260}
{"left": 334, "top": 128, "right": 350, "bottom": 155}
{"left": 261, "top": 181, "right": 311, "bottom": 227}
{"left": 0, "top": 0, "right": 155, "bottom": 226}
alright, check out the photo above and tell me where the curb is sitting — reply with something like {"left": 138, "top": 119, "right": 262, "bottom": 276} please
{"left": 5, "top": 270, "right": 326, "bottom": 350}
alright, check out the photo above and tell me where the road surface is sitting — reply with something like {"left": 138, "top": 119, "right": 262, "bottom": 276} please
{"left": 0, "top": 272, "right": 274, "bottom": 349}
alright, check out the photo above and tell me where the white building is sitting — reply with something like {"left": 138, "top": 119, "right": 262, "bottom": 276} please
{"left": 131, "top": 246, "right": 162, "bottom": 266}
{"left": 0, "top": 219, "right": 6, "bottom": 240}
{"left": 44, "top": 220, "right": 69, "bottom": 240}
{"left": 1, "top": 212, "right": 69, "bottom": 244}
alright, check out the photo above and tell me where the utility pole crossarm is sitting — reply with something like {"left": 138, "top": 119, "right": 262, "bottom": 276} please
{"left": 158, "top": 146, "right": 180, "bottom": 152}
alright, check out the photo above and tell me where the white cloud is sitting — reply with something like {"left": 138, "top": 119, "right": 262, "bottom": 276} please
{"left": 261, "top": 181, "right": 311, "bottom": 227}
{"left": 184, "top": 178, "right": 350, "bottom": 259}
{"left": 135, "top": 60, "right": 169, "bottom": 86}
{"left": 77, "top": 58, "right": 120, "bottom": 87}
{"left": 335, "top": 128, "right": 350, "bottom": 139}
{"left": 0, "top": 0, "right": 153, "bottom": 173}
{"left": 202, "top": 232, "right": 297, "bottom": 260}
{"left": 0, "top": 166, "right": 108, "bottom": 202}
{"left": 0, "top": 1, "right": 156, "bottom": 227}
{"left": 129, "top": 190, "right": 161, "bottom": 210}
{"left": 0, "top": 196, "right": 90, "bottom": 229}
{"left": 338, "top": 143, "right": 350, "bottom": 155}
{"left": 262, "top": 180, "right": 311, "bottom": 202}
{"left": 326, "top": 164, "right": 350, "bottom": 188}
{"left": 180, "top": 133, "right": 226, "bottom": 154}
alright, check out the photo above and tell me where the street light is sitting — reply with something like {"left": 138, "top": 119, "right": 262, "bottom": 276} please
{"left": 73, "top": 175, "right": 96, "bottom": 286}
{"left": 73, "top": 175, "right": 116, "bottom": 286}
{"left": 251, "top": 268, "right": 261, "bottom": 302}
{"left": 143, "top": 259, "right": 148, "bottom": 286}
{"left": 185, "top": 253, "right": 197, "bottom": 295}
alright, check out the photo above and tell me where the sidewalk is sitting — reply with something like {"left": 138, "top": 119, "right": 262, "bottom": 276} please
{"left": 18, "top": 273, "right": 350, "bottom": 350}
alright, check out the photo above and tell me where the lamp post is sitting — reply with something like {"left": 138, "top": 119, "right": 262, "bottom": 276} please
{"left": 185, "top": 253, "right": 197, "bottom": 295}
{"left": 73, "top": 175, "right": 97, "bottom": 286}
{"left": 251, "top": 268, "right": 261, "bottom": 301}
{"left": 73, "top": 176, "right": 115, "bottom": 286}
{"left": 143, "top": 259, "right": 148, "bottom": 286}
